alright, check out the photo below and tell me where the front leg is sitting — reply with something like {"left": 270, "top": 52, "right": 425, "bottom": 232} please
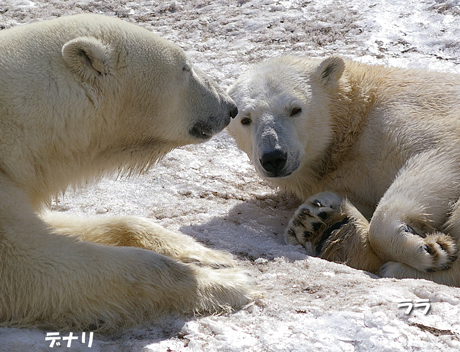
{"left": 43, "top": 213, "right": 235, "bottom": 268}
{"left": 0, "top": 175, "right": 256, "bottom": 332}
{"left": 369, "top": 152, "right": 459, "bottom": 273}
{"left": 285, "top": 192, "right": 383, "bottom": 273}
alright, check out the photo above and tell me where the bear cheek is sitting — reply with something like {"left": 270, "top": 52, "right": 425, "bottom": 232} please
{"left": 232, "top": 121, "right": 255, "bottom": 159}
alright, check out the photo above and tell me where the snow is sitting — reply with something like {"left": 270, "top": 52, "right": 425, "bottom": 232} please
{"left": 1, "top": 0, "right": 460, "bottom": 351}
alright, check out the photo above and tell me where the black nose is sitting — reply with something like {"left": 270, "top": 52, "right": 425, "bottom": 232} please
{"left": 260, "top": 150, "right": 287, "bottom": 175}
{"left": 229, "top": 106, "right": 238, "bottom": 119}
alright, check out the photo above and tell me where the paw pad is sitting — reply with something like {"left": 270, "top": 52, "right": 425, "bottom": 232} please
{"left": 284, "top": 192, "right": 344, "bottom": 249}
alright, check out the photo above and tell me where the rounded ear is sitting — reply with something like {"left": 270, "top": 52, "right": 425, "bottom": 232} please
{"left": 62, "top": 37, "right": 113, "bottom": 82}
{"left": 316, "top": 57, "right": 345, "bottom": 86}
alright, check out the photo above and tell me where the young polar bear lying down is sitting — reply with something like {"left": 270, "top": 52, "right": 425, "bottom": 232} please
{"left": 0, "top": 14, "right": 256, "bottom": 332}
{"left": 228, "top": 55, "right": 460, "bottom": 287}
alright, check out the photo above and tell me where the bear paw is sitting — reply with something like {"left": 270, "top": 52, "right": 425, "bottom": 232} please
{"left": 418, "top": 232, "right": 458, "bottom": 271}
{"left": 178, "top": 248, "right": 236, "bottom": 269}
{"left": 400, "top": 224, "right": 458, "bottom": 272}
{"left": 284, "top": 192, "right": 347, "bottom": 253}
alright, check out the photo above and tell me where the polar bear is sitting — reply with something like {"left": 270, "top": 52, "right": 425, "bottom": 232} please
{"left": 0, "top": 14, "right": 256, "bottom": 332}
{"left": 228, "top": 55, "right": 460, "bottom": 286}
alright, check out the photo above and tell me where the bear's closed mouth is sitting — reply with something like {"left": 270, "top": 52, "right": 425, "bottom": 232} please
{"left": 189, "top": 123, "right": 214, "bottom": 139}
{"left": 265, "top": 171, "right": 293, "bottom": 178}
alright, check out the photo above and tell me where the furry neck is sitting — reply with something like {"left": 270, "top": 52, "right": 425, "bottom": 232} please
{"left": 314, "top": 65, "right": 378, "bottom": 178}
{"left": 274, "top": 61, "right": 380, "bottom": 199}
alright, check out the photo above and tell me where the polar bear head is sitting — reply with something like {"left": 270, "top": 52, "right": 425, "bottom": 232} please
{"left": 57, "top": 15, "right": 237, "bottom": 148}
{"left": 0, "top": 14, "right": 238, "bottom": 202}
{"left": 227, "top": 56, "right": 344, "bottom": 180}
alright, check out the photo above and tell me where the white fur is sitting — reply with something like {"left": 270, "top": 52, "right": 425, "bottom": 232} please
{"left": 0, "top": 14, "right": 254, "bottom": 332}
{"left": 228, "top": 55, "right": 460, "bottom": 286}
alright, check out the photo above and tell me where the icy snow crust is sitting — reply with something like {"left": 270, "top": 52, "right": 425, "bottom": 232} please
{"left": 1, "top": 0, "right": 460, "bottom": 351}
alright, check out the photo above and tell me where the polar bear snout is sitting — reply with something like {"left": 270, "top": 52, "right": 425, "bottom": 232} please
{"left": 189, "top": 121, "right": 217, "bottom": 140}
{"left": 189, "top": 102, "right": 236, "bottom": 140}
{"left": 229, "top": 105, "right": 239, "bottom": 119}
{"left": 260, "top": 150, "right": 288, "bottom": 176}
{"left": 226, "top": 101, "right": 239, "bottom": 121}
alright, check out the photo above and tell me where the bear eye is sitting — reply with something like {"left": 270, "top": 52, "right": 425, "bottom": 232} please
{"left": 241, "top": 117, "right": 252, "bottom": 126}
{"left": 290, "top": 107, "right": 302, "bottom": 117}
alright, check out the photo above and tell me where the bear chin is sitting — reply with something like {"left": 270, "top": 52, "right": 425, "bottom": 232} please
{"left": 189, "top": 119, "right": 230, "bottom": 140}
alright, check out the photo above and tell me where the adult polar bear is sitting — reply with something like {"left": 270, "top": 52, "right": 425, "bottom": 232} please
{"left": 228, "top": 56, "right": 460, "bottom": 286}
{"left": 0, "top": 14, "right": 255, "bottom": 331}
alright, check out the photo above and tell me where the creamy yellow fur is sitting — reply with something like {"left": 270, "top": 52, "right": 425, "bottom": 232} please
{"left": 228, "top": 56, "right": 460, "bottom": 286}
{"left": 0, "top": 14, "right": 254, "bottom": 332}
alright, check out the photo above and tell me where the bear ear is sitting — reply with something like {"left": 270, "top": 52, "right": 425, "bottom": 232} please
{"left": 316, "top": 57, "right": 345, "bottom": 86}
{"left": 62, "top": 37, "right": 113, "bottom": 82}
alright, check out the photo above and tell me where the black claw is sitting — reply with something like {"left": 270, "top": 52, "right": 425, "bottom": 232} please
{"left": 402, "top": 224, "right": 426, "bottom": 238}
{"left": 423, "top": 244, "right": 435, "bottom": 255}
{"left": 292, "top": 220, "right": 304, "bottom": 228}
{"left": 312, "top": 222, "right": 322, "bottom": 232}
{"left": 312, "top": 199, "right": 322, "bottom": 207}
{"left": 297, "top": 208, "right": 312, "bottom": 221}
{"left": 440, "top": 264, "right": 451, "bottom": 271}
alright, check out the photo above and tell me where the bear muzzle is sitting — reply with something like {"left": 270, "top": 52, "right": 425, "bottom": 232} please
{"left": 189, "top": 104, "right": 238, "bottom": 140}
{"left": 189, "top": 122, "right": 216, "bottom": 140}
{"left": 189, "top": 117, "right": 229, "bottom": 140}
{"left": 229, "top": 106, "right": 239, "bottom": 119}
{"left": 260, "top": 150, "right": 288, "bottom": 177}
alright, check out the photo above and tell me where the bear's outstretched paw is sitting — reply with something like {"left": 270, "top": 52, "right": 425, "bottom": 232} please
{"left": 178, "top": 247, "right": 236, "bottom": 269}
{"left": 191, "top": 265, "right": 260, "bottom": 314}
{"left": 284, "top": 192, "right": 345, "bottom": 251}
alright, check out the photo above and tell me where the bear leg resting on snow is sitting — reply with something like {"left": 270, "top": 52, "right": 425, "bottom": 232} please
{"left": 0, "top": 14, "right": 255, "bottom": 332}
{"left": 228, "top": 56, "right": 460, "bottom": 286}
